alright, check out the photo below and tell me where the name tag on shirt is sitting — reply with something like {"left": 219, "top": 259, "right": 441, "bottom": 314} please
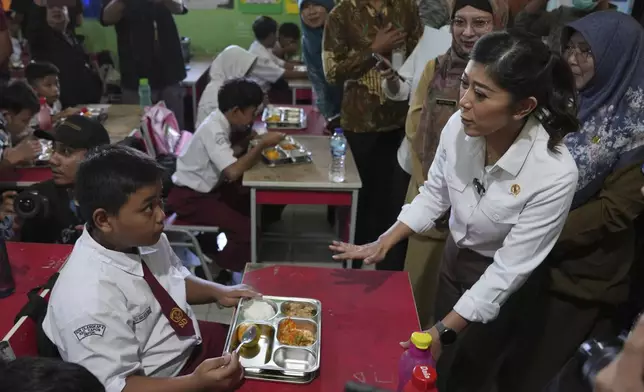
{"left": 436, "top": 99, "right": 458, "bottom": 107}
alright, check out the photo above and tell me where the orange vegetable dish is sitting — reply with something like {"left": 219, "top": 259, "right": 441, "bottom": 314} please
{"left": 280, "top": 143, "right": 297, "bottom": 151}
{"left": 277, "top": 318, "right": 316, "bottom": 346}
{"left": 264, "top": 149, "right": 280, "bottom": 161}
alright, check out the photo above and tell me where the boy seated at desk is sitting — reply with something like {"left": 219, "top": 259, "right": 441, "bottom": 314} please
{"left": 25, "top": 61, "right": 82, "bottom": 127}
{"left": 43, "top": 144, "right": 257, "bottom": 392}
{"left": 272, "top": 22, "right": 302, "bottom": 63}
{"left": 0, "top": 81, "right": 44, "bottom": 170}
{"left": 1, "top": 115, "right": 111, "bottom": 244}
{"left": 168, "top": 78, "right": 284, "bottom": 273}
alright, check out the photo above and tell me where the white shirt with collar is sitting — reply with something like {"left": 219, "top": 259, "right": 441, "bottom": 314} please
{"left": 398, "top": 112, "right": 579, "bottom": 323}
{"left": 249, "top": 40, "right": 286, "bottom": 68}
{"left": 42, "top": 230, "right": 202, "bottom": 392}
{"left": 172, "top": 109, "right": 237, "bottom": 193}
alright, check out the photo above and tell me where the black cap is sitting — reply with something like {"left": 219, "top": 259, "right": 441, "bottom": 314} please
{"left": 35, "top": 115, "right": 111, "bottom": 150}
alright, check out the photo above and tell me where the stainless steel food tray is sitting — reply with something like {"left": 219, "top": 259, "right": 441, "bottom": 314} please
{"left": 223, "top": 295, "right": 322, "bottom": 384}
{"left": 258, "top": 136, "right": 312, "bottom": 167}
{"left": 261, "top": 106, "right": 307, "bottom": 129}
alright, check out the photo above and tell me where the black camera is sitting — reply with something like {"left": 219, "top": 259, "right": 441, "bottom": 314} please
{"left": 577, "top": 333, "right": 628, "bottom": 385}
{"left": 13, "top": 190, "right": 50, "bottom": 220}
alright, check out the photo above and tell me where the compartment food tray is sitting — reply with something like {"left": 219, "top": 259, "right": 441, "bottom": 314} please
{"left": 223, "top": 295, "right": 322, "bottom": 384}
{"left": 258, "top": 136, "right": 312, "bottom": 167}
{"left": 261, "top": 106, "right": 307, "bottom": 129}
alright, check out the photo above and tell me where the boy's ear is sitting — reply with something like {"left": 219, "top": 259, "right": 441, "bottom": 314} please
{"left": 92, "top": 208, "right": 113, "bottom": 233}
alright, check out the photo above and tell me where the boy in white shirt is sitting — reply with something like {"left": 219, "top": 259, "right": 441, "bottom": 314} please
{"left": 25, "top": 61, "right": 81, "bottom": 128}
{"left": 168, "top": 78, "right": 284, "bottom": 273}
{"left": 43, "top": 144, "right": 258, "bottom": 392}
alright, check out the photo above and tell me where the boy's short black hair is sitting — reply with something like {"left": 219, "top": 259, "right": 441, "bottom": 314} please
{"left": 218, "top": 78, "right": 264, "bottom": 113}
{"left": 75, "top": 145, "right": 165, "bottom": 228}
{"left": 25, "top": 61, "right": 60, "bottom": 86}
{"left": 278, "top": 22, "right": 301, "bottom": 40}
{"left": 0, "top": 357, "right": 105, "bottom": 392}
{"left": 0, "top": 80, "right": 40, "bottom": 114}
{"left": 252, "top": 16, "right": 278, "bottom": 40}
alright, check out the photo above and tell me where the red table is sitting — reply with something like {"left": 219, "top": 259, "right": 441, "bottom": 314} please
{"left": 0, "top": 242, "right": 72, "bottom": 357}
{"left": 0, "top": 166, "right": 52, "bottom": 188}
{"left": 239, "top": 264, "right": 420, "bottom": 391}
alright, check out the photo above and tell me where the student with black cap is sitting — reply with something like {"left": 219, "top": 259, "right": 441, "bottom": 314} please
{"left": 6, "top": 115, "right": 111, "bottom": 244}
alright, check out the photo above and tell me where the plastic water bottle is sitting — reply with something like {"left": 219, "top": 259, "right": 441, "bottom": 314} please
{"left": 329, "top": 128, "right": 347, "bottom": 183}
{"left": 397, "top": 332, "right": 436, "bottom": 391}
{"left": 0, "top": 237, "right": 15, "bottom": 298}
{"left": 138, "top": 78, "right": 152, "bottom": 108}
{"left": 37, "top": 97, "right": 51, "bottom": 131}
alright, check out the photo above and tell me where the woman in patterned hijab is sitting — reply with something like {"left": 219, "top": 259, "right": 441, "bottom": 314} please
{"left": 404, "top": 0, "right": 508, "bottom": 330}
{"left": 498, "top": 11, "right": 644, "bottom": 392}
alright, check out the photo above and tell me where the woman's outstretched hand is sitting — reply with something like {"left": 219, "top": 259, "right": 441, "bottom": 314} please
{"left": 329, "top": 240, "right": 388, "bottom": 264}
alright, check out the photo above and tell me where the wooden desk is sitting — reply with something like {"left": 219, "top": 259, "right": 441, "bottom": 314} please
{"left": 239, "top": 264, "right": 420, "bottom": 391}
{"left": 181, "top": 60, "right": 211, "bottom": 127}
{"left": 243, "top": 135, "right": 361, "bottom": 265}
{"left": 87, "top": 104, "right": 142, "bottom": 143}
{"left": 0, "top": 242, "right": 72, "bottom": 358}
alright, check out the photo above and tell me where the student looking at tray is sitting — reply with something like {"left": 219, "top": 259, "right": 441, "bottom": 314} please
{"left": 331, "top": 30, "right": 580, "bottom": 390}
{"left": 169, "top": 78, "right": 285, "bottom": 275}
{"left": 43, "top": 145, "right": 260, "bottom": 392}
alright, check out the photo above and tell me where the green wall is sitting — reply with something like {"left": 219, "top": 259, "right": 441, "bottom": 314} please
{"left": 78, "top": 9, "right": 301, "bottom": 59}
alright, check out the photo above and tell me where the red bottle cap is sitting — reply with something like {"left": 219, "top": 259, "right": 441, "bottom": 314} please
{"left": 411, "top": 365, "right": 437, "bottom": 390}
{"left": 39, "top": 97, "right": 46, "bottom": 104}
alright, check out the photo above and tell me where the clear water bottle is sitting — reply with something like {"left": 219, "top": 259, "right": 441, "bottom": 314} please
{"left": 329, "top": 128, "right": 347, "bottom": 183}
{"left": 138, "top": 78, "right": 152, "bottom": 108}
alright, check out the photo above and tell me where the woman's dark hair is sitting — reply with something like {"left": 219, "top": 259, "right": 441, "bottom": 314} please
{"left": 470, "top": 29, "right": 580, "bottom": 151}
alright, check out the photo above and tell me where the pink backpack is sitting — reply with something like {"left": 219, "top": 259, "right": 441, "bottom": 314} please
{"left": 140, "top": 101, "right": 192, "bottom": 157}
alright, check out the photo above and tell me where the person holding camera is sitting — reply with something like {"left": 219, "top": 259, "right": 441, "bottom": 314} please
{"left": 5, "top": 115, "right": 110, "bottom": 245}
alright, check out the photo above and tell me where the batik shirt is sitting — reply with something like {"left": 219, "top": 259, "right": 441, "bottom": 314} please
{"left": 323, "top": 0, "right": 422, "bottom": 133}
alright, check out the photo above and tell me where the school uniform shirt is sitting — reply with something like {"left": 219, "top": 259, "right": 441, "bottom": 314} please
{"left": 398, "top": 112, "right": 579, "bottom": 323}
{"left": 42, "top": 230, "right": 202, "bottom": 392}
{"left": 249, "top": 40, "right": 286, "bottom": 68}
{"left": 172, "top": 109, "right": 236, "bottom": 193}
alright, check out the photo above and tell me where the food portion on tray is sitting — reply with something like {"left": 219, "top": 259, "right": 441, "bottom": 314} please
{"left": 262, "top": 105, "right": 306, "bottom": 129}
{"left": 256, "top": 136, "right": 312, "bottom": 167}
{"left": 224, "top": 296, "right": 322, "bottom": 384}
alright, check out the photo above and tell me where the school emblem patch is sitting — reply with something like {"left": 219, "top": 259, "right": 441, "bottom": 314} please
{"left": 170, "top": 307, "right": 188, "bottom": 328}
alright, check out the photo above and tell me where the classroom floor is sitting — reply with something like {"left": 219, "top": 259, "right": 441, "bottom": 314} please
{"left": 193, "top": 204, "right": 375, "bottom": 323}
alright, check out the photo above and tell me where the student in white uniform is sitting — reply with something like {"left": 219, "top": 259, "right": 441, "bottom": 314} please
{"left": 331, "top": 30, "right": 581, "bottom": 391}
{"left": 196, "top": 45, "right": 285, "bottom": 127}
{"left": 168, "top": 78, "right": 284, "bottom": 273}
{"left": 43, "top": 145, "right": 258, "bottom": 392}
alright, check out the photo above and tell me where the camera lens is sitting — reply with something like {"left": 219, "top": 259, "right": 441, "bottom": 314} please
{"left": 17, "top": 198, "right": 35, "bottom": 214}
{"left": 577, "top": 338, "right": 622, "bottom": 385}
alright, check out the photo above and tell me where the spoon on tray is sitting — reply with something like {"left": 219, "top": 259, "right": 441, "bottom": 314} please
{"left": 235, "top": 324, "right": 258, "bottom": 354}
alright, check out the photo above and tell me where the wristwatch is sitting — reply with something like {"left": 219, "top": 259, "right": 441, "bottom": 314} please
{"left": 434, "top": 320, "right": 457, "bottom": 346}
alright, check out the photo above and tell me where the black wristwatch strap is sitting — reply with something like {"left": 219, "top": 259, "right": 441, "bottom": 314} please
{"left": 435, "top": 320, "right": 457, "bottom": 346}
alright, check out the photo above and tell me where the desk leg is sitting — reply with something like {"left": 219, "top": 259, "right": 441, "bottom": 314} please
{"left": 191, "top": 85, "right": 198, "bottom": 125}
{"left": 347, "top": 189, "right": 359, "bottom": 269}
{"left": 292, "top": 88, "right": 297, "bottom": 105}
{"left": 250, "top": 188, "right": 258, "bottom": 264}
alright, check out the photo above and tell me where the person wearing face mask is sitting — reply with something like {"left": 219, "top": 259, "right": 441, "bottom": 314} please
{"left": 27, "top": 6, "right": 102, "bottom": 108}
{"left": 492, "top": 12, "right": 644, "bottom": 392}
{"left": 332, "top": 29, "right": 580, "bottom": 391}
{"left": 514, "top": 0, "right": 616, "bottom": 50}
{"left": 380, "top": 0, "right": 508, "bottom": 327}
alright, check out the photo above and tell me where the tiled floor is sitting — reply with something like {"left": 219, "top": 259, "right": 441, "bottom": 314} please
{"left": 198, "top": 204, "right": 373, "bottom": 323}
